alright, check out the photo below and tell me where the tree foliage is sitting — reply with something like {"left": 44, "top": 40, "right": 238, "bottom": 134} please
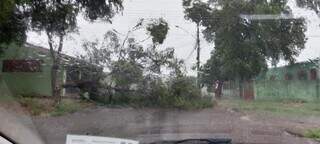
{"left": 146, "top": 18, "right": 169, "bottom": 45}
{"left": 296, "top": 0, "right": 320, "bottom": 15}
{"left": 195, "top": 0, "right": 307, "bottom": 84}
{"left": 0, "top": 0, "right": 123, "bottom": 50}
{"left": 79, "top": 19, "right": 191, "bottom": 104}
{"left": 183, "top": 0, "right": 211, "bottom": 25}
{"left": 0, "top": 0, "right": 123, "bottom": 102}
{"left": 0, "top": 0, "right": 27, "bottom": 52}
{"left": 200, "top": 51, "right": 224, "bottom": 87}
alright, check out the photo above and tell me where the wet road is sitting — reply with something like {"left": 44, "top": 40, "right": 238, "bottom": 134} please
{"left": 32, "top": 107, "right": 320, "bottom": 144}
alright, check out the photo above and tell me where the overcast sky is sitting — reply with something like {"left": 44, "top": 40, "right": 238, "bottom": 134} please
{"left": 27, "top": 0, "right": 320, "bottom": 75}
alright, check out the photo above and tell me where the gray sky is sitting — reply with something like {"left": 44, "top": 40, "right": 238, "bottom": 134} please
{"left": 27, "top": 0, "right": 320, "bottom": 75}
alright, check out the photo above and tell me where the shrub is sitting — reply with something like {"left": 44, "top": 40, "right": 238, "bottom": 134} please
{"left": 168, "top": 76, "right": 201, "bottom": 99}
{"left": 19, "top": 97, "right": 91, "bottom": 116}
{"left": 172, "top": 97, "right": 214, "bottom": 109}
{"left": 18, "top": 97, "right": 54, "bottom": 116}
{"left": 88, "top": 75, "right": 214, "bottom": 109}
{"left": 51, "top": 100, "right": 82, "bottom": 116}
{"left": 304, "top": 129, "right": 320, "bottom": 140}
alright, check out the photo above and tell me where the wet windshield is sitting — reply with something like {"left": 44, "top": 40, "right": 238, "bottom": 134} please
{"left": 1, "top": 0, "right": 320, "bottom": 144}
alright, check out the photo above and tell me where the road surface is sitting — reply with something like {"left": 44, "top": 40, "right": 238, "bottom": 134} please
{"left": 32, "top": 106, "right": 320, "bottom": 144}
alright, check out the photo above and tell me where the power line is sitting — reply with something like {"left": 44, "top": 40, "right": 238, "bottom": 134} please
{"left": 185, "top": 47, "right": 196, "bottom": 61}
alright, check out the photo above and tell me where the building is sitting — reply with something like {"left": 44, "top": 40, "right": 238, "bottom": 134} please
{"left": 0, "top": 43, "right": 100, "bottom": 98}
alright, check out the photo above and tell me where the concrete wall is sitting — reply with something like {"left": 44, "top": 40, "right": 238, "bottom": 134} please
{"left": 0, "top": 44, "right": 64, "bottom": 97}
{"left": 254, "top": 61, "right": 320, "bottom": 101}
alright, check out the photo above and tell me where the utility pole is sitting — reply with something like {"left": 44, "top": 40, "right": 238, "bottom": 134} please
{"left": 196, "top": 23, "right": 201, "bottom": 88}
{"left": 175, "top": 25, "right": 201, "bottom": 88}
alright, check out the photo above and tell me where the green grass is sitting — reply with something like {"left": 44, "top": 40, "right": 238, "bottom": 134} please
{"left": 50, "top": 99, "right": 89, "bottom": 116}
{"left": 19, "top": 97, "right": 53, "bottom": 115}
{"left": 171, "top": 97, "right": 215, "bottom": 109}
{"left": 100, "top": 94, "right": 215, "bottom": 110}
{"left": 304, "top": 129, "right": 320, "bottom": 140}
{"left": 19, "top": 97, "right": 92, "bottom": 116}
{"left": 220, "top": 100, "right": 320, "bottom": 117}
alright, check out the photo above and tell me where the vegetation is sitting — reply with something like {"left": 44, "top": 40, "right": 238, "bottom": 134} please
{"left": 75, "top": 19, "right": 213, "bottom": 109}
{"left": 304, "top": 129, "right": 320, "bottom": 140}
{"left": 183, "top": 0, "right": 307, "bottom": 94}
{"left": 0, "top": 0, "right": 123, "bottom": 103}
{"left": 296, "top": 0, "right": 320, "bottom": 15}
{"left": 19, "top": 97, "right": 92, "bottom": 116}
{"left": 2, "top": 0, "right": 319, "bottom": 110}
{"left": 51, "top": 100, "right": 90, "bottom": 116}
{"left": 127, "top": 76, "right": 214, "bottom": 109}
{"left": 0, "top": 0, "right": 26, "bottom": 53}
{"left": 220, "top": 100, "right": 320, "bottom": 117}
{"left": 183, "top": 0, "right": 211, "bottom": 86}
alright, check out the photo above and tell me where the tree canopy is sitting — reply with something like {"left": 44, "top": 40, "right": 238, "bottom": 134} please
{"left": 296, "top": 0, "right": 320, "bottom": 15}
{"left": 0, "top": 0, "right": 27, "bottom": 52}
{"left": 0, "top": 0, "right": 123, "bottom": 54}
{"left": 146, "top": 18, "right": 169, "bottom": 45}
{"left": 183, "top": 0, "right": 211, "bottom": 25}
{"left": 186, "top": 0, "right": 307, "bottom": 85}
{"left": 78, "top": 18, "right": 188, "bottom": 102}
{"left": 80, "top": 18, "right": 182, "bottom": 77}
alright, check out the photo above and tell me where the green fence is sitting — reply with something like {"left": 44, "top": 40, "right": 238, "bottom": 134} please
{"left": 254, "top": 80, "right": 320, "bottom": 102}
{"left": 222, "top": 79, "right": 320, "bottom": 102}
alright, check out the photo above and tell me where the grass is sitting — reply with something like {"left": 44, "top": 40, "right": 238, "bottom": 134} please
{"left": 220, "top": 99, "right": 320, "bottom": 117}
{"left": 171, "top": 97, "right": 215, "bottom": 109}
{"left": 128, "top": 96, "right": 215, "bottom": 109}
{"left": 19, "top": 97, "right": 92, "bottom": 116}
{"left": 50, "top": 99, "right": 91, "bottom": 116}
{"left": 19, "top": 97, "right": 54, "bottom": 116}
{"left": 304, "top": 129, "right": 320, "bottom": 141}
{"left": 19, "top": 95, "right": 213, "bottom": 116}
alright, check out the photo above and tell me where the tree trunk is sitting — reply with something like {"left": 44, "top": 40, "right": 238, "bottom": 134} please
{"left": 51, "top": 62, "right": 61, "bottom": 103}
{"left": 215, "top": 80, "right": 223, "bottom": 99}
{"left": 239, "top": 79, "right": 244, "bottom": 99}
{"left": 196, "top": 23, "right": 201, "bottom": 88}
{"left": 47, "top": 32, "right": 64, "bottom": 104}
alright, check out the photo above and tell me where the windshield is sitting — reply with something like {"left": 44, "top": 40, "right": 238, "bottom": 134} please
{"left": 1, "top": 0, "right": 320, "bottom": 144}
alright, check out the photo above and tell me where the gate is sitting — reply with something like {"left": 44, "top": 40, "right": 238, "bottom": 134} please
{"left": 242, "top": 80, "right": 254, "bottom": 100}
{"left": 222, "top": 80, "right": 255, "bottom": 100}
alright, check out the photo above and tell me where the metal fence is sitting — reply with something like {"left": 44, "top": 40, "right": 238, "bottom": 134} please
{"left": 222, "top": 80, "right": 254, "bottom": 100}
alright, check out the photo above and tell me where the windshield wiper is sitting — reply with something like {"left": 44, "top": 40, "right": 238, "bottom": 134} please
{"left": 175, "top": 139, "right": 232, "bottom": 144}
{"left": 150, "top": 138, "right": 232, "bottom": 144}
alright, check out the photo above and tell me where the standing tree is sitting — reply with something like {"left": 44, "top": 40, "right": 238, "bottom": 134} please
{"left": 198, "top": 0, "right": 307, "bottom": 97}
{"left": 0, "top": 0, "right": 123, "bottom": 103}
{"left": 17, "top": 0, "right": 123, "bottom": 103}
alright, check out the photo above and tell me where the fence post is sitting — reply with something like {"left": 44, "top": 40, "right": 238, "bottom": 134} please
{"left": 316, "top": 76, "right": 319, "bottom": 100}
{"left": 317, "top": 62, "right": 320, "bottom": 100}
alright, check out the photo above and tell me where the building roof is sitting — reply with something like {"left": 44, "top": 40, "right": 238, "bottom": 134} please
{"left": 25, "top": 43, "right": 102, "bottom": 69}
{"left": 24, "top": 43, "right": 74, "bottom": 60}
